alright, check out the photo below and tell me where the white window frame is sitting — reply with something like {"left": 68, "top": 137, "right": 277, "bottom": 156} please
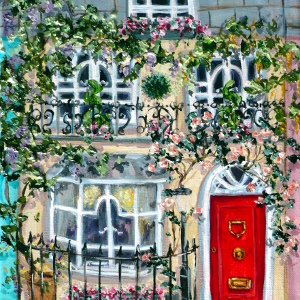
{"left": 49, "top": 50, "right": 139, "bottom": 136}
{"left": 49, "top": 178, "right": 164, "bottom": 276}
{"left": 188, "top": 53, "right": 266, "bottom": 124}
{"left": 128, "top": 0, "right": 196, "bottom": 19}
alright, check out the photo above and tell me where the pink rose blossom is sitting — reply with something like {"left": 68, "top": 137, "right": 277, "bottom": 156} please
{"left": 171, "top": 133, "right": 181, "bottom": 144}
{"left": 255, "top": 196, "right": 264, "bottom": 204}
{"left": 219, "top": 132, "right": 225, "bottom": 138}
{"left": 203, "top": 111, "right": 213, "bottom": 120}
{"left": 260, "top": 129, "right": 271, "bottom": 138}
{"left": 252, "top": 131, "right": 258, "bottom": 138}
{"left": 150, "top": 142, "right": 160, "bottom": 154}
{"left": 247, "top": 182, "right": 256, "bottom": 192}
{"left": 257, "top": 136, "right": 264, "bottom": 145}
{"left": 148, "top": 162, "right": 156, "bottom": 172}
{"left": 193, "top": 207, "right": 202, "bottom": 219}
{"left": 158, "top": 158, "right": 168, "bottom": 169}
{"left": 158, "top": 202, "right": 166, "bottom": 211}
{"left": 263, "top": 166, "right": 272, "bottom": 175}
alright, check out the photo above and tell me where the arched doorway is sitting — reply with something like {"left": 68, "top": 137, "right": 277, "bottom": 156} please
{"left": 197, "top": 165, "right": 275, "bottom": 300}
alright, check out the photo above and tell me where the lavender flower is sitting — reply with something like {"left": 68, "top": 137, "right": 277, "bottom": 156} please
{"left": 3, "top": 12, "right": 14, "bottom": 37}
{"left": 42, "top": 0, "right": 54, "bottom": 14}
{"left": 5, "top": 147, "right": 18, "bottom": 170}
{"left": 8, "top": 55, "right": 25, "bottom": 69}
{"left": 70, "top": 163, "right": 87, "bottom": 180}
{"left": 170, "top": 59, "right": 180, "bottom": 78}
{"left": 60, "top": 43, "right": 74, "bottom": 58}
{"left": 26, "top": 7, "right": 40, "bottom": 27}
{"left": 146, "top": 52, "right": 156, "bottom": 68}
{"left": 15, "top": 119, "right": 29, "bottom": 138}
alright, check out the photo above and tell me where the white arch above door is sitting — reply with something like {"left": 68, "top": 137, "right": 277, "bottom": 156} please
{"left": 197, "top": 165, "right": 275, "bottom": 300}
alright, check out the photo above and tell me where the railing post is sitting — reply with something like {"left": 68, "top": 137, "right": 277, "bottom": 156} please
{"left": 28, "top": 232, "right": 34, "bottom": 300}
{"left": 192, "top": 238, "right": 198, "bottom": 300}
{"left": 37, "top": 233, "right": 45, "bottom": 300}
{"left": 52, "top": 236, "right": 60, "bottom": 300}
{"left": 67, "top": 240, "right": 73, "bottom": 300}
{"left": 98, "top": 245, "right": 103, "bottom": 300}
{"left": 82, "top": 243, "right": 87, "bottom": 300}
{"left": 134, "top": 245, "right": 140, "bottom": 300}
{"left": 167, "top": 244, "right": 173, "bottom": 300}
{"left": 114, "top": 97, "right": 119, "bottom": 137}
{"left": 117, "top": 246, "right": 123, "bottom": 300}
{"left": 16, "top": 230, "right": 21, "bottom": 300}
{"left": 152, "top": 243, "right": 157, "bottom": 300}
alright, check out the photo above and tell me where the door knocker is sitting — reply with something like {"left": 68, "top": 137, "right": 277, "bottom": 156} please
{"left": 228, "top": 220, "right": 246, "bottom": 239}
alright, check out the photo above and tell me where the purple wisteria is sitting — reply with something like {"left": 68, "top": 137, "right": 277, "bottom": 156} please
{"left": 26, "top": 7, "right": 40, "bottom": 27}
{"left": 60, "top": 43, "right": 74, "bottom": 58}
{"left": 2, "top": 12, "right": 15, "bottom": 37}
{"left": 5, "top": 147, "right": 18, "bottom": 171}
{"left": 42, "top": 0, "right": 54, "bottom": 14}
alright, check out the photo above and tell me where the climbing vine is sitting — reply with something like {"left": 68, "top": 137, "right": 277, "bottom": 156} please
{"left": 0, "top": 0, "right": 300, "bottom": 292}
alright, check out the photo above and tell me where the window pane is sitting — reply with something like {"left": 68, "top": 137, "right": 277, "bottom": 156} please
{"left": 58, "top": 82, "right": 73, "bottom": 88}
{"left": 79, "top": 65, "right": 89, "bottom": 87}
{"left": 211, "top": 60, "right": 222, "bottom": 75}
{"left": 111, "top": 200, "right": 135, "bottom": 246}
{"left": 247, "top": 60, "right": 256, "bottom": 81}
{"left": 83, "top": 184, "right": 105, "bottom": 210}
{"left": 139, "top": 217, "right": 156, "bottom": 246}
{"left": 152, "top": 0, "right": 170, "bottom": 4}
{"left": 213, "top": 71, "right": 223, "bottom": 93}
{"left": 196, "top": 63, "right": 207, "bottom": 82}
{"left": 230, "top": 69, "right": 242, "bottom": 92}
{"left": 83, "top": 201, "right": 107, "bottom": 244}
{"left": 111, "top": 185, "right": 135, "bottom": 213}
{"left": 77, "top": 53, "right": 90, "bottom": 65}
{"left": 99, "top": 65, "right": 112, "bottom": 88}
{"left": 54, "top": 209, "right": 77, "bottom": 240}
{"left": 134, "top": 0, "right": 146, "bottom": 4}
{"left": 153, "top": 13, "right": 171, "bottom": 18}
{"left": 231, "top": 59, "right": 241, "bottom": 69}
{"left": 55, "top": 182, "right": 79, "bottom": 208}
{"left": 177, "top": 0, "right": 188, "bottom": 4}
{"left": 117, "top": 92, "right": 130, "bottom": 101}
{"left": 138, "top": 185, "right": 157, "bottom": 213}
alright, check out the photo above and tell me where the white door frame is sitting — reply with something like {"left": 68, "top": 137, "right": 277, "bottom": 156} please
{"left": 197, "top": 165, "right": 275, "bottom": 300}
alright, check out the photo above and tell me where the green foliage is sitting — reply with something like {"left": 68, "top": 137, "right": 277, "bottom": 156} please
{"left": 142, "top": 72, "right": 172, "bottom": 100}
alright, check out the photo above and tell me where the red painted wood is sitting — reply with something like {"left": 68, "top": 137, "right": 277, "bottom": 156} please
{"left": 210, "top": 195, "right": 266, "bottom": 300}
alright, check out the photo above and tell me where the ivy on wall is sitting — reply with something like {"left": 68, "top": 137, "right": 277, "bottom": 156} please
{"left": 0, "top": 0, "right": 300, "bottom": 291}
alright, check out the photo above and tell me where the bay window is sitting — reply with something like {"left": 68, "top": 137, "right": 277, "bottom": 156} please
{"left": 47, "top": 155, "right": 165, "bottom": 276}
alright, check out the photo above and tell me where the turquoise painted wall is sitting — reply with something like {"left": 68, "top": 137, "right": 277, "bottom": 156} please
{"left": 0, "top": 36, "right": 20, "bottom": 299}
{"left": 0, "top": 176, "right": 19, "bottom": 299}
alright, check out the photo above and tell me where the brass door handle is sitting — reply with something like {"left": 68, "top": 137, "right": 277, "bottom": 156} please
{"left": 233, "top": 247, "right": 245, "bottom": 260}
{"left": 228, "top": 220, "right": 246, "bottom": 239}
{"left": 228, "top": 278, "right": 251, "bottom": 290}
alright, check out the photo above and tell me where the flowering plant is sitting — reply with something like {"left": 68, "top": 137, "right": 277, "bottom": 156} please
{"left": 67, "top": 284, "right": 164, "bottom": 300}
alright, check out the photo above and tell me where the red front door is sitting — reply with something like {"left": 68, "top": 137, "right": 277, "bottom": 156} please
{"left": 210, "top": 195, "right": 266, "bottom": 300}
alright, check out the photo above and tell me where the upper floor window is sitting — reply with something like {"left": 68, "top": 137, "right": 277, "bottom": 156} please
{"left": 46, "top": 52, "right": 138, "bottom": 136}
{"left": 128, "top": 0, "right": 195, "bottom": 19}
{"left": 189, "top": 54, "right": 263, "bottom": 126}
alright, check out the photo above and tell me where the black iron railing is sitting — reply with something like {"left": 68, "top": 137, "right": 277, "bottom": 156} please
{"left": 18, "top": 232, "right": 198, "bottom": 300}
{"left": 28, "top": 97, "right": 274, "bottom": 139}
